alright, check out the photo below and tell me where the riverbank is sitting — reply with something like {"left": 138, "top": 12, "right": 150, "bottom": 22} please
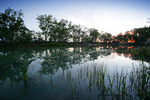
{"left": 131, "top": 46, "right": 150, "bottom": 62}
{"left": 0, "top": 42, "right": 135, "bottom": 48}
{"left": 0, "top": 42, "right": 70, "bottom": 48}
{"left": 131, "top": 46, "right": 150, "bottom": 56}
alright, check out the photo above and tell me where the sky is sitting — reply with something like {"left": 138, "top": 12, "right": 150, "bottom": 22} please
{"left": 0, "top": 0, "right": 150, "bottom": 35}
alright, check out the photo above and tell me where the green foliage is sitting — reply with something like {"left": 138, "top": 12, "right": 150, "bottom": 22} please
{"left": 100, "top": 32, "right": 112, "bottom": 43}
{"left": 71, "top": 24, "right": 82, "bottom": 42}
{"left": 131, "top": 47, "right": 150, "bottom": 62}
{"left": 0, "top": 8, "right": 120, "bottom": 44}
{"left": 51, "top": 19, "right": 72, "bottom": 42}
{"left": 36, "top": 14, "right": 53, "bottom": 41}
{"left": 116, "top": 33, "right": 124, "bottom": 42}
{"left": 0, "top": 8, "right": 115, "bottom": 44}
{"left": 133, "top": 27, "right": 150, "bottom": 45}
{"left": 89, "top": 28, "right": 100, "bottom": 42}
{"left": 79, "top": 63, "right": 150, "bottom": 100}
{"left": 81, "top": 35, "right": 91, "bottom": 42}
{"left": 0, "top": 7, "right": 32, "bottom": 43}
{"left": 81, "top": 27, "right": 91, "bottom": 42}
{"left": 37, "top": 15, "right": 72, "bottom": 42}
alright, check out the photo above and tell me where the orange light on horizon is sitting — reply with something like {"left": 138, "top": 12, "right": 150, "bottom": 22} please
{"left": 128, "top": 38, "right": 135, "bottom": 43}
{"left": 128, "top": 46, "right": 134, "bottom": 50}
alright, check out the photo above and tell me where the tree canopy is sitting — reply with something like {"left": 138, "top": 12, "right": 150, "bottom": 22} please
{"left": 36, "top": 14, "right": 53, "bottom": 41}
{"left": 0, "top": 7, "right": 149, "bottom": 46}
{"left": 133, "top": 27, "right": 150, "bottom": 45}
{"left": 89, "top": 28, "right": 100, "bottom": 42}
{"left": 100, "top": 32, "right": 112, "bottom": 43}
{"left": 0, "top": 7, "right": 32, "bottom": 43}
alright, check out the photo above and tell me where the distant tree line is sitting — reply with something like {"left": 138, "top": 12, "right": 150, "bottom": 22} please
{"left": 0, "top": 8, "right": 150, "bottom": 45}
{"left": 113, "top": 27, "right": 150, "bottom": 45}
{"left": 36, "top": 14, "right": 112, "bottom": 43}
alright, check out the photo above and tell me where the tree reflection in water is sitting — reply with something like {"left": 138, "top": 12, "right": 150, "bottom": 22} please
{"left": 0, "top": 46, "right": 149, "bottom": 100}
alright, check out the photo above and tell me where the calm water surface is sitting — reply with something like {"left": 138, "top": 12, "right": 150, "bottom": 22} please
{"left": 0, "top": 46, "right": 149, "bottom": 100}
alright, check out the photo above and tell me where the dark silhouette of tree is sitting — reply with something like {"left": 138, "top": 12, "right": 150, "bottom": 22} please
{"left": 100, "top": 32, "right": 112, "bottom": 43}
{"left": 81, "top": 35, "right": 91, "bottom": 42}
{"left": 123, "top": 31, "right": 130, "bottom": 42}
{"left": 0, "top": 8, "right": 117, "bottom": 43}
{"left": 0, "top": 48, "right": 35, "bottom": 81}
{"left": 0, "top": 7, "right": 32, "bottom": 43}
{"left": 89, "top": 28, "right": 100, "bottom": 42}
{"left": 81, "top": 27, "right": 91, "bottom": 42}
{"left": 36, "top": 14, "right": 54, "bottom": 41}
{"left": 71, "top": 25, "right": 82, "bottom": 42}
{"left": 50, "top": 19, "right": 72, "bottom": 42}
{"left": 37, "top": 15, "right": 72, "bottom": 42}
{"left": 133, "top": 27, "right": 150, "bottom": 45}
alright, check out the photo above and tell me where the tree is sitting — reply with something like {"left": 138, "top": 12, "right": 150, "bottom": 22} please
{"left": 37, "top": 15, "right": 72, "bottom": 42}
{"left": 71, "top": 25, "right": 82, "bottom": 42}
{"left": 116, "top": 33, "right": 124, "bottom": 43}
{"left": 36, "top": 14, "right": 53, "bottom": 41}
{"left": 81, "top": 27, "right": 91, "bottom": 42}
{"left": 89, "top": 28, "right": 100, "bottom": 42}
{"left": 100, "top": 32, "right": 112, "bottom": 43}
{"left": 123, "top": 31, "right": 134, "bottom": 42}
{"left": 0, "top": 7, "right": 31, "bottom": 43}
{"left": 17, "top": 27, "right": 32, "bottom": 42}
{"left": 50, "top": 19, "right": 72, "bottom": 42}
{"left": 133, "top": 27, "right": 150, "bottom": 45}
{"left": 33, "top": 31, "right": 43, "bottom": 42}
{"left": 124, "top": 31, "right": 130, "bottom": 42}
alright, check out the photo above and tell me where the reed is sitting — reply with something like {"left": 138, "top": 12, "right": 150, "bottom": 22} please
{"left": 81, "top": 63, "right": 150, "bottom": 99}
{"left": 62, "top": 62, "right": 150, "bottom": 100}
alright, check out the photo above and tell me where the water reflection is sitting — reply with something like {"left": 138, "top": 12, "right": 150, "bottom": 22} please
{"left": 0, "top": 46, "right": 149, "bottom": 100}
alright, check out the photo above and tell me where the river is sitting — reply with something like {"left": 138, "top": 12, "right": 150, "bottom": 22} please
{"left": 0, "top": 46, "right": 149, "bottom": 100}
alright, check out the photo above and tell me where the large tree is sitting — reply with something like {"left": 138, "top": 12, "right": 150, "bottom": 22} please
{"left": 89, "top": 28, "right": 100, "bottom": 42}
{"left": 37, "top": 15, "right": 72, "bottom": 42}
{"left": 100, "top": 32, "right": 112, "bottom": 43}
{"left": 0, "top": 7, "right": 31, "bottom": 42}
{"left": 50, "top": 19, "right": 72, "bottom": 42}
{"left": 133, "top": 27, "right": 150, "bottom": 45}
{"left": 71, "top": 25, "right": 82, "bottom": 42}
{"left": 116, "top": 33, "right": 124, "bottom": 43}
{"left": 81, "top": 27, "right": 91, "bottom": 42}
{"left": 36, "top": 14, "right": 53, "bottom": 41}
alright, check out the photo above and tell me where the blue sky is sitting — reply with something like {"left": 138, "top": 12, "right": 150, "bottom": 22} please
{"left": 0, "top": 0, "right": 150, "bottom": 35}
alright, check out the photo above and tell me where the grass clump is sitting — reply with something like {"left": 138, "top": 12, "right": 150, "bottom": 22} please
{"left": 131, "top": 47, "right": 150, "bottom": 57}
{"left": 131, "top": 46, "right": 150, "bottom": 62}
{"left": 82, "top": 63, "right": 150, "bottom": 100}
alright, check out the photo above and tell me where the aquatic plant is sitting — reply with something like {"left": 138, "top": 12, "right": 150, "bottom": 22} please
{"left": 131, "top": 47, "right": 150, "bottom": 62}
{"left": 95, "top": 63, "right": 150, "bottom": 100}
{"left": 74, "top": 63, "right": 150, "bottom": 100}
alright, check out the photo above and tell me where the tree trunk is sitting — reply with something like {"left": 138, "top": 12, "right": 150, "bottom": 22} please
{"left": 45, "top": 33, "right": 47, "bottom": 41}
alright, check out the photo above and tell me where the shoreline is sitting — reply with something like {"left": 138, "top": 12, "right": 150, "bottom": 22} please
{"left": 0, "top": 42, "right": 135, "bottom": 48}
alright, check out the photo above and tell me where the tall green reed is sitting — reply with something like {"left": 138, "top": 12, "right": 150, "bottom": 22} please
{"left": 80, "top": 63, "right": 150, "bottom": 100}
